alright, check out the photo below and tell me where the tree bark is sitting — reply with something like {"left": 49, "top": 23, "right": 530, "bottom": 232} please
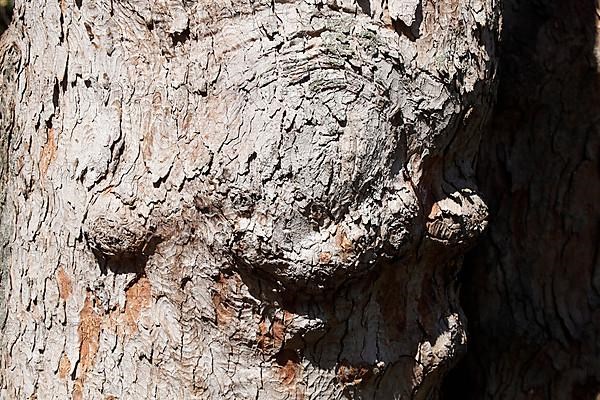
{"left": 0, "top": 1, "right": 499, "bottom": 399}
{"left": 444, "top": 0, "right": 600, "bottom": 398}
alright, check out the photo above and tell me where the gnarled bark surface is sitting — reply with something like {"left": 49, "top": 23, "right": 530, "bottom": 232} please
{"left": 445, "top": 0, "right": 600, "bottom": 398}
{"left": 0, "top": 0, "right": 499, "bottom": 399}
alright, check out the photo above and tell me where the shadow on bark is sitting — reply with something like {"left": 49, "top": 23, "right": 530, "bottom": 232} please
{"left": 91, "top": 234, "right": 163, "bottom": 276}
{"left": 0, "top": 1, "right": 12, "bottom": 36}
{"left": 442, "top": 0, "right": 600, "bottom": 398}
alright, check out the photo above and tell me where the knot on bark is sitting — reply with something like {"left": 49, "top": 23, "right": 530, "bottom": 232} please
{"left": 85, "top": 216, "right": 151, "bottom": 257}
{"left": 83, "top": 193, "right": 156, "bottom": 259}
{"left": 426, "top": 188, "right": 488, "bottom": 246}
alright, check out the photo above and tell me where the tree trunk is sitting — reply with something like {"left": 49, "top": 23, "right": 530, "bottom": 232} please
{"left": 443, "top": 0, "right": 600, "bottom": 399}
{"left": 0, "top": 1, "right": 499, "bottom": 399}
{"left": 0, "top": 1, "right": 12, "bottom": 35}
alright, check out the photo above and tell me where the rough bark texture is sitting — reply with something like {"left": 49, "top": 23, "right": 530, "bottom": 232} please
{"left": 0, "top": 0, "right": 499, "bottom": 399}
{"left": 445, "top": 0, "right": 600, "bottom": 398}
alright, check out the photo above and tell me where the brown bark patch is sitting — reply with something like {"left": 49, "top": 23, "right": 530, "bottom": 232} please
{"left": 72, "top": 382, "right": 83, "bottom": 400}
{"left": 39, "top": 127, "right": 57, "bottom": 176}
{"left": 142, "top": 128, "right": 154, "bottom": 162}
{"left": 78, "top": 293, "right": 102, "bottom": 373}
{"left": 123, "top": 276, "right": 152, "bottom": 333}
{"left": 275, "top": 349, "right": 301, "bottom": 386}
{"left": 319, "top": 252, "right": 332, "bottom": 263}
{"left": 75, "top": 292, "right": 102, "bottom": 397}
{"left": 211, "top": 273, "right": 241, "bottom": 327}
{"left": 257, "top": 318, "right": 285, "bottom": 351}
{"left": 257, "top": 320, "right": 269, "bottom": 348}
{"left": 103, "top": 276, "right": 153, "bottom": 337}
{"left": 382, "top": 7, "right": 394, "bottom": 29}
{"left": 335, "top": 228, "right": 354, "bottom": 251}
{"left": 56, "top": 267, "right": 72, "bottom": 300}
{"left": 335, "top": 227, "right": 354, "bottom": 261}
{"left": 58, "top": 353, "right": 71, "bottom": 379}
{"left": 336, "top": 360, "right": 374, "bottom": 386}
{"left": 271, "top": 318, "right": 285, "bottom": 348}
{"left": 257, "top": 311, "right": 293, "bottom": 352}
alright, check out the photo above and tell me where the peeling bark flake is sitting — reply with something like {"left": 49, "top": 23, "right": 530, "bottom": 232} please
{"left": 56, "top": 267, "right": 72, "bottom": 301}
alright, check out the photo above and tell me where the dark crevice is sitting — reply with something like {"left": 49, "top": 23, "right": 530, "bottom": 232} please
{"left": 58, "top": 5, "right": 64, "bottom": 44}
{"left": 356, "top": 0, "right": 371, "bottom": 16}
{"left": 274, "top": 348, "right": 300, "bottom": 366}
{"left": 0, "top": 0, "right": 12, "bottom": 36}
{"left": 52, "top": 79, "right": 60, "bottom": 111}
{"left": 180, "top": 276, "right": 193, "bottom": 289}
{"left": 89, "top": 229, "right": 162, "bottom": 276}
{"left": 170, "top": 27, "right": 191, "bottom": 47}
{"left": 390, "top": 2, "right": 423, "bottom": 42}
{"left": 70, "top": 358, "right": 80, "bottom": 381}
{"left": 60, "top": 56, "right": 69, "bottom": 93}
{"left": 84, "top": 22, "right": 94, "bottom": 42}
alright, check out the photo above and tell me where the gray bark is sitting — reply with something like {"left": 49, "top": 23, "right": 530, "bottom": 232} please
{"left": 0, "top": 1, "right": 497, "bottom": 399}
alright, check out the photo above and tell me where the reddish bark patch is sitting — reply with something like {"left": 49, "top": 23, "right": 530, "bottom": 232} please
{"left": 271, "top": 318, "right": 285, "bottom": 348}
{"left": 335, "top": 228, "right": 353, "bottom": 251}
{"left": 275, "top": 349, "right": 301, "bottom": 386}
{"left": 335, "top": 227, "right": 354, "bottom": 261}
{"left": 211, "top": 273, "right": 241, "bottom": 327}
{"left": 39, "top": 127, "right": 57, "bottom": 176}
{"left": 123, "top": 276, "right": 152, "bottom": 333}
{"left": 72, "top": 382, "right": 83, "bottom": 400}
{"left": 319, "top": 252, "right": 332, "bottom": 263}
{"left": 56, "top": 267, "right": 72, "bottom": 301}
{"left": 257, "top": 320, "right": 270, "bottom": 349}
{"left": 257, "top": 318, "right": 285, "bottom": 351}
{"left": 103, "top": 276, "right": 153, "bottom": 337}
{"left": 336, "top": 359, "right": 374, "bottom": 386}
{"left": 74, "top": 292, "right": 102, "bottom": 397}
{"left": 58, "top": 353, "right": 71, "bottom": 379}
{"left": 257, "top": 311, "right": 292, "bottom": 352}
{"left": 78, "top": 293, "right": 101, "bottom": 373}
{"left": 142, "top": 128, "right": 154, "bottom": 162}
